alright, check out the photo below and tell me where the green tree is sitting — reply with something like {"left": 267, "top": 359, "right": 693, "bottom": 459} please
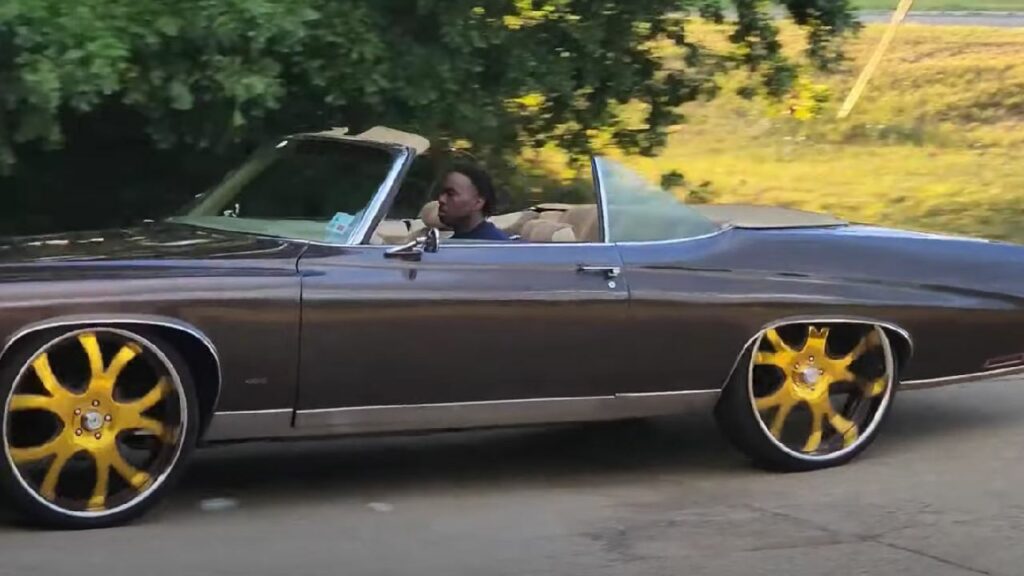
{"left": 0, "top": 0, "right": 858, "bottom": 231}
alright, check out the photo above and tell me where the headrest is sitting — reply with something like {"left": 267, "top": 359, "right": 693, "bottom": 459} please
{"left": 419, "top": 200, "right": 445, "bottom": 229}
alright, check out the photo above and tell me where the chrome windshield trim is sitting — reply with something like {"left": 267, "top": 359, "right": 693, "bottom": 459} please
{"left": 592, "top": 156, "right": 612, "bottom": 243}
{"left": 351, "top": 146, "right": 414, "bottom": 245}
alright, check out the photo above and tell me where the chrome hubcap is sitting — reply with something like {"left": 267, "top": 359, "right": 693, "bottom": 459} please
{"left": 81, "top": 411, "right": 104, "bottom": 432}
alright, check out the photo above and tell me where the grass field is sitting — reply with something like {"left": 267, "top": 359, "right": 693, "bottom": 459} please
{"left": 855, "top": 0, "right": 1024, "bottom": 10}
{"left": 608, "top": 23, "right": 1024, "bottom": 244}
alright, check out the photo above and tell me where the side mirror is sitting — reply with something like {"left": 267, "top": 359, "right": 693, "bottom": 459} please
{"left": 384, "top": 228, "right": 441, "bottom": 262}
{"left": 424, "top": 227, "right": 440, "bottom": 254}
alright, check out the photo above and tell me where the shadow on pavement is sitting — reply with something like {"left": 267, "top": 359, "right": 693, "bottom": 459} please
{"left": 174, "top": 411, "right": 740, "bottom": 507}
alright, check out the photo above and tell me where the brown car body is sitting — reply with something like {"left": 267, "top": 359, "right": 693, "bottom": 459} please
{"left": 2, "top": 128, "right": 1023, "bottom": 446}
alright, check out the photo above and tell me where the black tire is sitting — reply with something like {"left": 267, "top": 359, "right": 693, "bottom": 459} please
{"left": 0, "top": 327, "right": 198, "bottom": 529}
{"left": 714, "top": 325, "right": 898, "bottom": 472}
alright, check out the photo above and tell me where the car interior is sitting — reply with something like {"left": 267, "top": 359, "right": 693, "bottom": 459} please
{"left": 369, "top": 201, "right": 602, "bottom": 245}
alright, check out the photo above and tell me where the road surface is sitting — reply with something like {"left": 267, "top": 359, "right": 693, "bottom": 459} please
{"left": 858, "top": 10, "right": 1024, "bottom": 26}
{"left": 1, "top": 377, "right": 1023, "bottom": 575}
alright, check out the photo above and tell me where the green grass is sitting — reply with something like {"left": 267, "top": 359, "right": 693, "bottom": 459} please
{"left": 854, "top": 0, "right": 1024, "bottom": 10}
{"left": 532, "top": 23, "right": 1024, "bottom": 244}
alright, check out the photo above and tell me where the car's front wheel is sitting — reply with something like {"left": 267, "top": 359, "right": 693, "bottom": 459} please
{"left": 715, "top": 323, "right": 897, "bottom": 472}
{"left": 0, "top": 327, "right": 197, "bottom": 529}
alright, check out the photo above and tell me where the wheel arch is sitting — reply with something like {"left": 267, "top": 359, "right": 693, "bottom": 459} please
{"left": 0, "top": 314, "right": 222, "bottom": 435}
{"left": 718, "top": 315, "right": 914, "bottom": 392}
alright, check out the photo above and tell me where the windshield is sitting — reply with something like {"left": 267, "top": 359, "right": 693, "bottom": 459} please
{"left": 594, "top": 157, "right": 721, "bottom": 243}
{"left": 169, "top": 138, "right": 398, "bottom": 243}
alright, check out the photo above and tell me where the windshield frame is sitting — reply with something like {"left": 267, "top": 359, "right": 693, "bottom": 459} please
{"left": 168, "top": 135, "right": 415, "bottom": 246}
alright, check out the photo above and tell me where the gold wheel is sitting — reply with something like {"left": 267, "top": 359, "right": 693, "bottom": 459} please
{"left": 2, "top": 328, "right": 187, "bottom": 518}
{"left": 749, "top": 323, "right": 894, "bottom": 460}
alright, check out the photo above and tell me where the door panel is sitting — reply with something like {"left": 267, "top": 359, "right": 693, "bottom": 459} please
{"left": 296, "top": 243, "right": 630, "bottom": 409}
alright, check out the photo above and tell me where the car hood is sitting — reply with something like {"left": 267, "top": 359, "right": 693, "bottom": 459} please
{"left": 0, "top": 223, "right": 298, "bottom": 266}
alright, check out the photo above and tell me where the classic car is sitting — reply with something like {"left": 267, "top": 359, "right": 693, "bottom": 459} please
{"left": 1, "top": 126, "right": 1023, "bottom": 529}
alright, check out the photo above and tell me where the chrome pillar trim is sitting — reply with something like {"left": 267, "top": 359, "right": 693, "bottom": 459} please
{"left": 203, "top": 409, "right": 293, "bottom": 441}
{"left": 901, "top": 366, "right": 1024, "bottom": 390}
{"left": 352, "top": 147, "right": 413, "bottom": 245}
{"left": 591, "top": 156, "right": 612, "bottom": 243}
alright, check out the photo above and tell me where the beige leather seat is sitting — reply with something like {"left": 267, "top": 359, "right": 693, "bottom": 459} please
{"left": 560, "top": 204, "right": 600, "bottom": 242}
{"left": 520, "top": 219, "right": 577, "bottom": 243}
{"left": 490, "top": 210, "right": 539, "bottom": 237}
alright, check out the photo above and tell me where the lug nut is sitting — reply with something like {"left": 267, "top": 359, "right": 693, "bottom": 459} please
{"left": 91, "top": 400, "right": 100, "bottom": 407}
{"left": 75, "top": 429, "right": 83, "bottom": 436}
{"left": 94, "top": 433, "right": 102, "bottom": 440}
{"left": 104, "top": 414, "right": 112, "bottom": 422}
{"left": 74, "top": 408, "right": 82, "bottom": 416}
{"left": 809, "top": 356, "right": 815, "bottom": 362}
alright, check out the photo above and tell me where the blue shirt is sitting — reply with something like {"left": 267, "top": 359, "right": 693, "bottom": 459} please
{"left": 452, "top": 220, "right": 510, "bottom": 241}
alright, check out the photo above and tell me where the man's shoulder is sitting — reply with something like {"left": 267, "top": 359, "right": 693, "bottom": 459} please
{"left": 479, "top": 221, "right": 510, "bottom": 240}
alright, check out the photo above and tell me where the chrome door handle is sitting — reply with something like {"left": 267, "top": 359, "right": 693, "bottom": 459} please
{"left": 577, "top": 265, "right": 621, "bottom": 279}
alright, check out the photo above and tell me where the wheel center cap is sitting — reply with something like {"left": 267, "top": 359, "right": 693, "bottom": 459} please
{"left": 800, "top": 367, "right": 821, "bottom": 386}
{"left": 81, "top": 411, "right": 104, "bottom": 432}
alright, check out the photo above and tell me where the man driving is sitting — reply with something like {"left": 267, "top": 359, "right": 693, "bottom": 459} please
{"left": 436, "top": 163, "right": 510, "bottom": 241}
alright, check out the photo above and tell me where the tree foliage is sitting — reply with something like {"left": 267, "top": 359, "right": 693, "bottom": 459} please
{"left": 0, "top": 0, "right": 857, "bottom": 174}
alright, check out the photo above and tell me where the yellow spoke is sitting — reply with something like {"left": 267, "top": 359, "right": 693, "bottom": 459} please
{"left": 842, "top": 330, "right": 881, "bottom": 363}
{"left": 755, "top": 389, "right": 784, "bottom": 410}
{"left": 121, "top": 414, "right": 169, "bottom": 441}
{"left": 9, "top": 437, "right": 63, "bottom": 464}
{"left": 803, "top": 417, "right": 823, "bottom": 453}
{"left": 763, "top": 329, "right": 793, "bottom": 353}
{"left": 754, "top": 351, "right": 778, "bottom": 366}
{"left": 110, "top": 451, "right": 152, "bottom": 491}
{"left": 123, "top": 377, "right": 170, "bottom": 414}
{"left": 88, "top": 458, "right": 110, "bottom": 511}
{"left": 78, "top": 333, "right": 105, "bottom": 379}
{"left": 39, "top": 449, "right": 78, "bottom": 501}
{"left": 805, "top": 326, "right": 831, "bottom": 354}
{"left": 105, "top": 343, "right": 142, "bottom": 383}
{"left": 865, "top": 377, "right": 888, "bottom": 398}
{"left": 769, "top": 400, "right": 795, "bottom": 439}
{"left": 31, "top": 354, "right": 72, "bottom": 400}
{"left": 9, "top": 394, "right": 57, "bottom": 412}
{"left": 829, "top": 412, "right": 860, "bottom": 447}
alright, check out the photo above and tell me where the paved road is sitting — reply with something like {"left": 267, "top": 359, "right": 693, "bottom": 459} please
{"left": 858, "top": 10, "right": 1024, "bottom": 26}
{"left": 1, "top": 377, "right": 1023, "bottom": 575}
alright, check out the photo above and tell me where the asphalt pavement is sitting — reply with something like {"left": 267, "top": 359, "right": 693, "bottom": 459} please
{"left": 1, "top": 377, "right": 1022, "bottom": 575}
{"left": 858, "top": 10, "right": 1024, "bottom": 27}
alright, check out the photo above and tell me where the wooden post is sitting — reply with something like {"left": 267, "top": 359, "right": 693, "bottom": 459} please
{"left": 837, "top": 0, "right": 915, "bottom": 119}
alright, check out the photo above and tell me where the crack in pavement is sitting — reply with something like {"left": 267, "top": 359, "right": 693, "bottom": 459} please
{"left": 747, "top": 503, "right": 994, "bottom": 575}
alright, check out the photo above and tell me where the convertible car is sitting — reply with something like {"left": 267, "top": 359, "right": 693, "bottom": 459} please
{"left": 2, "top": 126, "right": 1023, "bottom": 529}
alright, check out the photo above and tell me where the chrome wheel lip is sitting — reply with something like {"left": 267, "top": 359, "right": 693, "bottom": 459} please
{"left": 2, "top": 327, "right": 188, "bottom": 520}
{"left": 746, "top": 324, "right": 896, "bottom": 463}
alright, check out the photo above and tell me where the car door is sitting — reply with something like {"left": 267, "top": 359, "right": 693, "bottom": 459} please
{"left": 294, "top": 160, "right": 635, "bottom": 431}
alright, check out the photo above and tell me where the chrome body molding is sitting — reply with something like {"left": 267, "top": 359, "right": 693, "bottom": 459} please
{"left": 202, "top": 409, "right": 293, "bottom": 441}
{"left": 202, "top": 390, "right": 720, "bottom": 442}
{"left": 901, "top": 365, "right": 1024, "bottom": 390}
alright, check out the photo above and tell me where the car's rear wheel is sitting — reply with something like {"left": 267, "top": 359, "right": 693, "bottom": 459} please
{"left": 0, "top": 327, "right": 197, "bottom": 529}
{"left": 715, "top": 323, "right": 897, "bottom": 472}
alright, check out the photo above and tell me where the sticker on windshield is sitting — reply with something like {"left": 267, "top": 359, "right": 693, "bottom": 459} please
{"left": 325, "top": 212, "right": 355, "bottom": 241}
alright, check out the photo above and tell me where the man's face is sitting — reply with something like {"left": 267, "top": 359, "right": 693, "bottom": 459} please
{"left": 437, "top": 171, "right": 484, "bottom": 228}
